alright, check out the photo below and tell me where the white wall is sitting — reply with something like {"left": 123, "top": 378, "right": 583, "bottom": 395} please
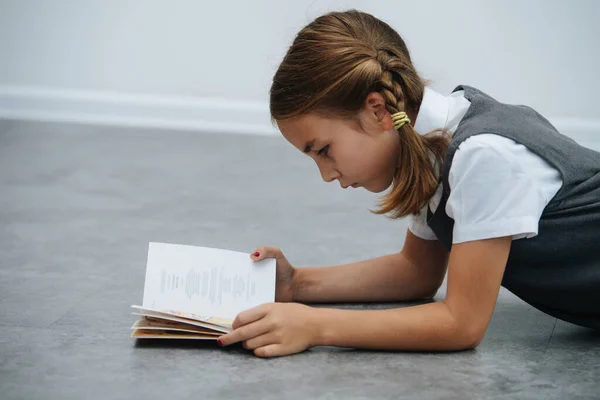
{"left": 1, "top": 0, "right": 599, "bottom": 137}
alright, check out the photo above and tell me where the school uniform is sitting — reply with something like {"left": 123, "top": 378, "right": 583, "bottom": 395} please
{"left": 409, "top": 85, "right": 600, "bottom": 329}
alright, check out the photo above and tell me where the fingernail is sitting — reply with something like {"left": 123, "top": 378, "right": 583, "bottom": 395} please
{"left": 252, "top": 252, "right": 260, "bottom": 257}
{"left": 217, "top": 338, "right": 223, "bottom": 346}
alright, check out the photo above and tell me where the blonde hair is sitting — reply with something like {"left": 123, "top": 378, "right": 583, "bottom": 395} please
{"left": 270, "top": 10, "right": 449, "bottom": 218}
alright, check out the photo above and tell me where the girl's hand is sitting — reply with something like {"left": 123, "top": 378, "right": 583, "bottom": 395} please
{"left": 251, "top": 246, "right": 297, "bottom": 302}
{"left": 217, "top": 303, "right": 321, "bottom": 358}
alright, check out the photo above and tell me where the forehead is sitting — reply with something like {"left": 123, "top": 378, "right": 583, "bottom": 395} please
{"left": 277, "top": 114, "right": 340, "bottom": 151}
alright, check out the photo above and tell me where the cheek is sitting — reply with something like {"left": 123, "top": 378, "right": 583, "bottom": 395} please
{"left": 342, "top": 141, "right": 383, "bottom": 177}
{"left": 359, "top": 138, "right": 398, "bottom": 180}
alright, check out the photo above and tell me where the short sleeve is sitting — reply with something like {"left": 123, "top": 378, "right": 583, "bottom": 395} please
{"left": 408, "top": 204, "right": 438, "bottom": 241}
{"left": 446, "top": 137, "right": 548, "bottom": 244}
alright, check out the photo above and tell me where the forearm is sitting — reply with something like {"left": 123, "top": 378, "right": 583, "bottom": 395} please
{"left": 294, "top": 252, "right": 438, "bottom": 303}
{"left": 312, "top": 301, "right": 479, "bottom": 351}
{"left": 305, "top": 237, "right": 510, "bottom": 352}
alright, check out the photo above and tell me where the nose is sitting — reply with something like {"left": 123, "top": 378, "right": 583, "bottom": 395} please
{"left": 319, "top": 168, "right": 337, "bottom": 183}
{"left": 316, "top": 160, "right": 339, "bottom": 183}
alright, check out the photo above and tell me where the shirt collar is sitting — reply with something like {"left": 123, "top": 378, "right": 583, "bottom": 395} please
{"left": 413, "top": 87, "right": 451, "bottom": 135}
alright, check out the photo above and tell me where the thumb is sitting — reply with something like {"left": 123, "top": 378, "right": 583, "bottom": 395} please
{"left": 250, "top": 246, "right": 284, "bottom": 261}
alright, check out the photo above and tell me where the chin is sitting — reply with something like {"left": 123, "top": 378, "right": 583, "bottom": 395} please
{"left": 364, "top": 180, "right": 392, "bottom": 194}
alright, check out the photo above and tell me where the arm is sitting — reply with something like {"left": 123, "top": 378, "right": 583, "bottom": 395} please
{"left": 313, "top": 236, "right": 512, "bottom": 350}
{"left": 220, "top": 140, "right": 528, "bottom": 356}
{"left": 218, "top": 236, "right": 511, "bottom": 356}
{"left": 294, "top": 229, "right": 449, "bottom": 303}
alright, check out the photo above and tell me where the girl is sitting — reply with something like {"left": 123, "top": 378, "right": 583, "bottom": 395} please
{"left": 217, "top": 9, "right": 600, "bottom": 358}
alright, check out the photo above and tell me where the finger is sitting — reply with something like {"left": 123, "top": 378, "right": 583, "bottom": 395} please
{"left": 253, "top": 344, "right": 285, "bottom": 358}
{"left": 218, "top": 318, "right": 271, "bottom": 347}
{"left": 243, "top": 332, "right": 278, "bottom": 350}
{"left": 250, "top": 246, "right": 285, "bottom": 261}
{"left": 232, "top": 303, "right": 272, "bottom": 329}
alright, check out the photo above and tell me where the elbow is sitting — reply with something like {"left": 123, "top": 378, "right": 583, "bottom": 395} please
{"left": 415, "top": 283, "right": 442, "bottom": 300}
{"left": 442, "top": 301, "right": 487, "bottom": 350}
{"left": 462, "top": 331, "right": 484, "bottom": 350}
{"left": 458, "top": 323, "right": 486, "bottom": 350}
{"left": 417, "top": 275, "right": 446, "bottom": 300}
{"left": 419, "top": 290, "right": 438, "bottom": 301}
{"left": 446, "top": 310, "right": 486, "bottom": 349}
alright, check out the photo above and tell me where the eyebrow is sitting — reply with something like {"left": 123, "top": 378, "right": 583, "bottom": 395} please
{"left": 303, "top": 139, "right": 315, "bottom": 154}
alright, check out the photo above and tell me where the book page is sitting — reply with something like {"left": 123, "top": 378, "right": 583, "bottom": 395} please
{"left": 131, "top": 320, "right": 222, "bottom": 335}
{"left": 139, "top": 242, "right": 276, "bottom": 321}
{"left": 131, "top": 307, "right": 232, "bottom": 333}
{"left": 131, "top": 329, "right": 218, "bottom": 340}
{"left": 131, "top": 305, "right": 232, "bottom": 327}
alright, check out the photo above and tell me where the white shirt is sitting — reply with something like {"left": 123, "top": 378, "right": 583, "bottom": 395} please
{"left": 408, "top": 87, "right": 563, "bottom": 243}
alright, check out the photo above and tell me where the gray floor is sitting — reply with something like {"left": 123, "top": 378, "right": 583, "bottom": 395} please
{"left": 0, "top": 119, "right": 599, "bottom": 400}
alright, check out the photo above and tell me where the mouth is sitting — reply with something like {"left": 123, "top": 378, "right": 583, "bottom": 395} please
{"left": 342, "top": 183, "right": 358, "bottom": 189}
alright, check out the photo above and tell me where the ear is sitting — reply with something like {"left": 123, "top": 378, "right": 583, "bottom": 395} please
{"left": 363, "top": 92, "right": 393, "bottom": 131}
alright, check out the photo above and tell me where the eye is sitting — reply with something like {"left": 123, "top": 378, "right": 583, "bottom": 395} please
{"left": 317, "top": 145, "right": 329, "bottom": 156}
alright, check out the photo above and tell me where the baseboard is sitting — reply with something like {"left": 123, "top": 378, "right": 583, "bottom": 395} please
{"left": 1, "top": 85, "right": 599, "bottom": 142}
{"left": 0, "top": 85, "right": 278, "bottom": 136}
{"left": 0, "top": 118, "right": 14, "bottom": 133}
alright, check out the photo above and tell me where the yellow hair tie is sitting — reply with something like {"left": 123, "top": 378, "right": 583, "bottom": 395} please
{"left": 391, "top": 111, "right": 410, "bottom": 130}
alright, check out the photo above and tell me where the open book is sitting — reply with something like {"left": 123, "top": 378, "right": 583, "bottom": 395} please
{"left": 131, "top": 242, "right": 276, "bottom": 340}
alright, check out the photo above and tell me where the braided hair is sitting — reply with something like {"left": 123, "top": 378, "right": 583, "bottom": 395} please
{"left": 270, "top": 9, "right": 449, "bottom": 218}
